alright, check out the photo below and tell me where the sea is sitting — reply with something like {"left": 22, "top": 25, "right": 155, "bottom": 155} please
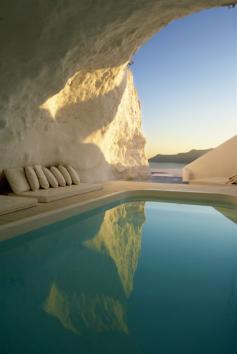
{"left": 149, "top": 162, "right": 186, "bottom": 183}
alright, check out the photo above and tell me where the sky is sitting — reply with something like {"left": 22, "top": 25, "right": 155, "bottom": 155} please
{"left": 132, "top": 7, "right": 237, "bottom": 158}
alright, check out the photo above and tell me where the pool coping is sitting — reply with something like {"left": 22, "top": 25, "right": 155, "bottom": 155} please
{"left": 1, "top": 181, "right": 237, "bottom": 242}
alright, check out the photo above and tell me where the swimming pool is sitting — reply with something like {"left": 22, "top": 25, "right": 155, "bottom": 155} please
{"left": 0, "top": 199, "right": 237, "bottom": 354}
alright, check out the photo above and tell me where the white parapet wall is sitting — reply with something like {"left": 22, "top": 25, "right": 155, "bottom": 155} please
{"left": 183, "top": 135, "right": 237, "bottom": 182}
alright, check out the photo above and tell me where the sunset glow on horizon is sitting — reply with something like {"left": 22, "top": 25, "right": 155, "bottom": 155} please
{"left": 132, "top": 7, "right": 237, "bottom": 158}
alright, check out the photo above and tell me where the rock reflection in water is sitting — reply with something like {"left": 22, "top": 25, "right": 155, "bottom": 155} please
{"left": 0, "top": 201, "right": 146, "bottom": 354}
{"left": 43, "top": 201, "right": 145, "bottom": 335}
{"left": 85, "top": 201, "right": 145, "bottom": 296}
{"left": 44, "top": 283, "right": 128, "bottom": 335}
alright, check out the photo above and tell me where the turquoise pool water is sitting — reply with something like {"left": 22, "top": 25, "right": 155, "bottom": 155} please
{"left": 0, "top": 200, "right": 237, "bottom": 354}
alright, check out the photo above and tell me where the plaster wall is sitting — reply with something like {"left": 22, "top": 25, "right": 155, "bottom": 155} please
{"left": 183, "top": 135, "right": 237, "bottom": 181}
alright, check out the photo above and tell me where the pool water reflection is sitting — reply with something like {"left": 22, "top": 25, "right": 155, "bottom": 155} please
{"left": 0, "top": 200, "right": 237, "bottom": 354}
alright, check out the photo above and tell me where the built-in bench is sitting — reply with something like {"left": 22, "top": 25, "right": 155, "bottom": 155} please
{"left": 189, "top": 177, "right": 228, "bottom": 186}
{"left": 2, "top": 165, "right": 103, "bottom": 207}
{"left": 189, "top": 176, "right": 237, "bottom": 186}
{"left": 14, "top": 183, "right": 103, "bottom": 203}
{"left": 0, "top": 195, "right": 38, "bottom": 216}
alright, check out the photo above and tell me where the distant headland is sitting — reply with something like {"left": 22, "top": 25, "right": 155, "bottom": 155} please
{"left": 149, "top": 148, "right": 213, "bottom": 164}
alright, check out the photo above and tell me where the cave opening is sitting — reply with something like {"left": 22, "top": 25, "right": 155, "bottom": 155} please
{"left": 0, "top": 1, "right": 237, "bottom": 183}
{"left": 131, "top": 6, "right": 237, "bottom": 182}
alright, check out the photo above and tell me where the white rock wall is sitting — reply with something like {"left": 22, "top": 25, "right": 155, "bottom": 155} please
{"left": 0, "top": 0, "right": 235, "bottom": 182}
{"left": 0, "top": 65, "right": 148, "bottom": 182}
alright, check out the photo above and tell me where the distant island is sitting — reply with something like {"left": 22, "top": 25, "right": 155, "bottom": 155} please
{"left": 149, "top": 148, "right": 212, "bottom": 164}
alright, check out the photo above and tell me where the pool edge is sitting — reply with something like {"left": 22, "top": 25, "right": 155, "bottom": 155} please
{"left": 1, "top": 188, "right": 237, "bottom": 242}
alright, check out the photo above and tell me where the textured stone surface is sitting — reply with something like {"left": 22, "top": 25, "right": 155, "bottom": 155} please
{"left": 0, "top": 0, "right": 235, "bottom": 181}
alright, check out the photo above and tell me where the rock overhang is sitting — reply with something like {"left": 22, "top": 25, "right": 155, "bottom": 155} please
{"left": 0, "top": 0, "right": 235, "bottom": 182}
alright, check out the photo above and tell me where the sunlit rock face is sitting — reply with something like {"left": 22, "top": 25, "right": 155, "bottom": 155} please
{"left": 0, "top": 0, "right": 233, "bottom": 181}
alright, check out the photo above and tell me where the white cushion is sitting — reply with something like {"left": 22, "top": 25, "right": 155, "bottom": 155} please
{"left": 34, "top": 165, "right": 49, "bottom": 189}
{"left": 50, "top": 166, "right": 66, "bottom": 187}
{"left": 58, "top": 165, "right": 72, "bottom": 186}
{"left": 25, "top": 166, "right": 40, "bottom": 191}
{"left": 66, "top": 165, "right": 80, "bottom": 185}
{"left": 4, "top": 167, "right": 30, "bottom": 193}
{"left": 43, "top": 167, "right": 59, "bottom": 188}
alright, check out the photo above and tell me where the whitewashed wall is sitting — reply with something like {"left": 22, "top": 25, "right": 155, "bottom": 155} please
{"left": 183, "top": 135, "right": 237, "bottom": 181}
